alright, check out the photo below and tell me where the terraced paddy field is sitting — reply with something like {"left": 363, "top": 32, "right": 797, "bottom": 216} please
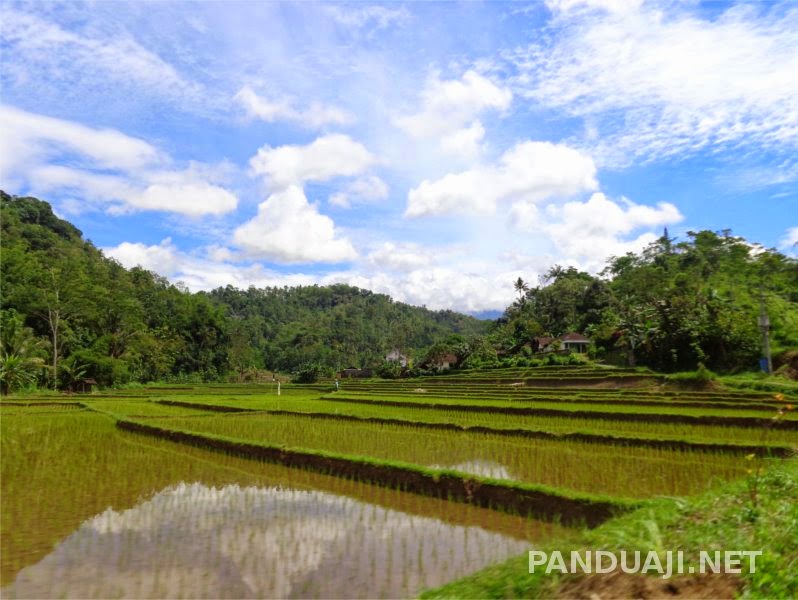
{"left": 2, "top": 365, "right": 796, "bottom": 597}
{"left": 1, "top": 407, "right": 562, "bottom": 598}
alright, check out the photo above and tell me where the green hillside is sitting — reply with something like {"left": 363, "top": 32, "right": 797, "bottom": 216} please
{"left": 0, "top": 192, "right": 487, "bottom": 390}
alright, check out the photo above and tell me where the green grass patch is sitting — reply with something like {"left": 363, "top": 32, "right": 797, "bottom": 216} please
{"left": 422, "top": 458, "right": 798, "bottom": 599}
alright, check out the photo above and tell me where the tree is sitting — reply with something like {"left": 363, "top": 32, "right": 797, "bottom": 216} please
{"left": 0, "top": 309, "right": 47, "bottom": 394}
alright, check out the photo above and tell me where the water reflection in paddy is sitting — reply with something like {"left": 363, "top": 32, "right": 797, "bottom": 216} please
{"left": 5, "top": 482, "right": 530, "bottom": 599}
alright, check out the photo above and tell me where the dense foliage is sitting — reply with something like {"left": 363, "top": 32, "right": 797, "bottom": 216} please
{"left": 498, "top": 231, "right": 798, "bottom": 373}
{"left": 207, "top": 284, "right": 486, "bottom": 376}
{"left": 0, "top": 192, "right": 486, "bottom": 391}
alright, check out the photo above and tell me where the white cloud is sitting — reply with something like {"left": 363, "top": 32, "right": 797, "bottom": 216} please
{"left": 781, "top": 226, "right": 798, "bottom": 255}
{"left": 234, "top": 86, "right": 353, "bottom": 129}
{"left": 1, "top": 105, "right": 239, "bottom": 216}
{"left": 105, "top": 238, "right": 182, "bottom": 275}
{"left": 396, "top": 70, "right": 511, "bottom": 160}
{"left": 0, "top": 104, "right": 161, "bottom": 174}
{"left": 545, "top": 0, "right": 643, "bottom": 16}
{"left": 533, "top": 192, "right": 683, "bottom": 268}
{"left": 250, "top": 134, "right": 375, "bottom": 188}
{"left": 405, "top": 141, "right": 597, "bottom": 217}
{"left": 132, "top": 182, "right": 238, "bottom": 217}
{"left": 0, "top": 10, "right": 205, "bottom": 111}
{"left": 233, "top": 186, "right": 357, "bottom": 264}
{"left": 511, "top": 3, "right": 798, "bottom": 165}
{"left": 398, "top": 70, "right": 512, "bottom": 138}
{"left": 367, "top": 242, "right": 431, "bottom": 272}
{"left": 439, "top": 122, "right": 486, "bottom": 162}
{"left": 104, "top": 238, "right": 318, "bottom": 291}
{"left": 325, "top": 5, "right": 411, "bottom": 30}
{"left": 329, "top": 175, "right": 389, "bottom": 208}
{"left": 341, "top": 267, "right": 518, "bottom": 313}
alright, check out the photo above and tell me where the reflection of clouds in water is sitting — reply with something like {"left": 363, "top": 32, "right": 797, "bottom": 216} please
{"left": 432, "top": 459, "right": 515, "bottom": 480}
{"left": 4, "top": 482, "right": 529, "bottom": 599}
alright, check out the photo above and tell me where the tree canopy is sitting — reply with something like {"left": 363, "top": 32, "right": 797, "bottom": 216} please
{"left": 496, "top": 231, "right": 798, "bottom": 373}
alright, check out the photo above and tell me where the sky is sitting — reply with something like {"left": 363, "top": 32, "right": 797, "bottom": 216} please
{"left": 1, "top": 0, "right": 796, "bottom": 315}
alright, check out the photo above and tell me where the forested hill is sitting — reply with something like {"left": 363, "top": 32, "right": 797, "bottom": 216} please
{"left": 497, "top": 231, "right": 798, "bottom": 374}
{"left": 0, "top": 192, "right": 487, "bottom": 388}
{"left": 207, "top": 285, "right": 487, "bottom": 375}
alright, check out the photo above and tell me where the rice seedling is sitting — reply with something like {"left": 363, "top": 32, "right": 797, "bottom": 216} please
{"left": 1, "top": 407, "right": 561, "bottom": 592}
{"left": 147, "top": 413, "right": 749, "bottom": 499}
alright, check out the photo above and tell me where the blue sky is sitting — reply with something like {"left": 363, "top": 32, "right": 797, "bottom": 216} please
{"left": 1, "top": 0, "right": 796, "bottom": 313}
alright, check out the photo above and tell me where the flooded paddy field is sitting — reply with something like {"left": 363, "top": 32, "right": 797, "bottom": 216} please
{"left": 0, "top": 406, "right": 562, "bottom": 598}
{"left": 143, "top": 412, "right": 748, "bottom": 498}
{"left": 2, "top": 372, "right": 793, "bottom": 598}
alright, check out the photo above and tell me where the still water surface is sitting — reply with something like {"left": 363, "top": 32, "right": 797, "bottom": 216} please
{"left": 5, "top": 482, "right": 530, "bottom": 598}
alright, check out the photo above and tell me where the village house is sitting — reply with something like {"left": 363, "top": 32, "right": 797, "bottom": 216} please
{"left": 560, "top": 332, "right": 591, "bottom": 354}
{"left": 533, "top": 333, "right": 591, "bottom": 354}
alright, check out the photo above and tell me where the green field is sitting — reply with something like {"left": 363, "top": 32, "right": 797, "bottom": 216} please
{"left": 2, "top": 365, "right": 796, "bottom": 597}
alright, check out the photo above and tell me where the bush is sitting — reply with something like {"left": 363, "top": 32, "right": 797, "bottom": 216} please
{"left": 666, "top": 363, "right": 717, "bottom": 385}
{"left": 293, "top": 364, "right": 321, "bottom": 383}
{"left": 65, "top": 350, "right": 131, "bottom": 388}
{"left": 377, "top": 361, "right": 402, "bottom": 379}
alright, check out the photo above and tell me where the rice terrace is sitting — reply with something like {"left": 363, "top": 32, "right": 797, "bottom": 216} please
{"left": 2, "top": 364, "right": 797, "bottom": 598}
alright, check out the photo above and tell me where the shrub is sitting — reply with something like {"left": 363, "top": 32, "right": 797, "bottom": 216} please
{"left": 293, "top": 364, "right": 321, "bottom": 383}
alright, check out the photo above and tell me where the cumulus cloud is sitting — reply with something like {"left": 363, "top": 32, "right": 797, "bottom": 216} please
{"left": 397, "top": 70, "right": 511, "bottom": 160}
{"left": 104, "top": 238, "right": 182, "bottom": 275}
{"left": 250, "top": 134, "right": 375, "bottom": 188}
{"left": 329, "top": 175, "right": 389, "bottom": 208}
{"left": 405, "top": 141, "right": 597, "bottom": 217}
{"left": 233, "top": 186, "right": 357, "bottom": 264}
{"left": 1, "top": 105, "right": 238, "bottom": 216}
{"left": 104, "top": 238, "right": 319, "bottom": 291}
{"left": 341, "top": 267, "right": 519, "bottom": 313}
{"left": 234, "top": 86, "right": 353, "bottom": 129}
{"left": 509, "top": 3, "right": 798, "bottom": 166}
{"left": 524, "top": 192, "right": 683, "bottom": 268}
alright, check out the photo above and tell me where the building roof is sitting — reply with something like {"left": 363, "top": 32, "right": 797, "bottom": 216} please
{"left": 561, "top": 332, "right": 591, "bottom": 343}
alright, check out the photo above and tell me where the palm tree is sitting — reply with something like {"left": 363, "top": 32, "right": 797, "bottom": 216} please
{"left": 1, "top": 310, "right": 49, "bottom": 393}
{"left": 0, "top": 352, "right": 44, "bottom": 395}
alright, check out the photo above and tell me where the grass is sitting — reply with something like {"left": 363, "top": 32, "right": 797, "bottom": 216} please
{"left": 422, "top": 457, "right": 798, "bottom": 599}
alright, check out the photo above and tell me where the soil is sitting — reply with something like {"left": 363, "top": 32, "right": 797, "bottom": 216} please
{"left": 556, "top": 571, "right": 742, "bottom": 599}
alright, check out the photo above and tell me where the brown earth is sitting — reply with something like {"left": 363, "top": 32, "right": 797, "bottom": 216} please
{"left": 556, "top": 571, "right": 742, "bottom": 599}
